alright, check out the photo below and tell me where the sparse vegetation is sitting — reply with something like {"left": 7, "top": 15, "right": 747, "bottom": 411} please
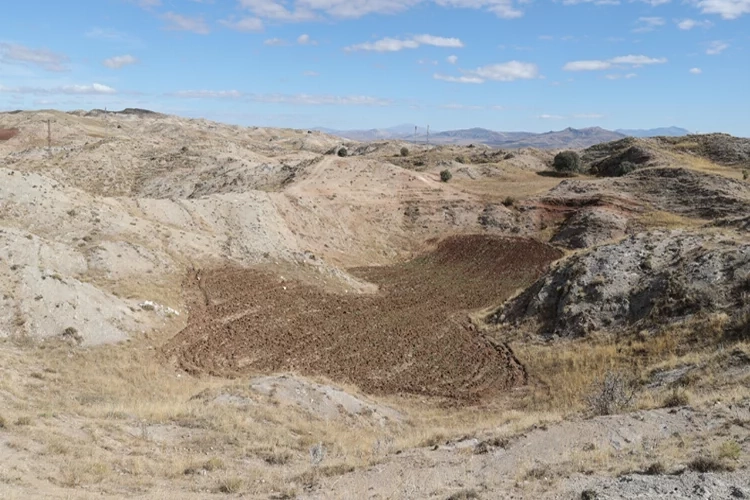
{"left": 718, "top": 440, "right": 742, "bottom": 461}
{"left": 553, "top": 150, "right": 581, "bottom": 173}
{"left": 400, "top": 147, "right": 409, "bottom": 157}
{"left": 662, "top": 387, "right": 691, "bottom": 408}
{"left": 440, "top": 169, "right": 453, "bottom": 182}
{"left": 337, "top": 147, "right": 348, "bottom": 157}
{"left": 688, "top": 456, "right": 734, "bottom": 473}
{"left": 502, "top": 196, "right": 515, "bottom": 207}
{"left": 586, "top": 371, "right": 636, "bottom": 416}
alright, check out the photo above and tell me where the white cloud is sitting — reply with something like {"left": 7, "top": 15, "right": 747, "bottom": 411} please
{"left": 539, "top": 114, "right": 564, "bottom": 119}
{"left": 169, "top": 90, "right": 244, "bottom": 98}
{"left": 297, "top": 34, "right": 318, "bottom": 45}
{"left": 435, "top": 61, "right": 539, "bottom": 83}
{"left": 561, "top": 0, "right": 620, "bottom": 5}
{"left": 238, "top": 0, "right": 527, "bottom": 21}
{"left": 264, "top": 37, "right": 290, "bottom": 46}
{"left": 565, "top": 54, "right": 666, "bottom": 71}
{"left": 220, "top": 17, "right": 264, "bottom": 31}
{"left": 447, "top": 55, "right": 458, "bottom": 64}
{"left": 676, "top": 18, "right": 713, "bottom": 29}
{"left": 162, "top": 12, "right": 210, "bottom": 34}
{"left": 345, "top": 34, "right": 463, "bottom": 52}
{"left": 433, "top": 73, "right": 485, "bottom": 83}
{"left": 0, "top": 43, "right": 69, "bottom": 72}
{"left": 0, "top": 83, "right": 117, "bottom": 95}
{"left": 472, "top": 61, "right": 539, "bottom": 81}
{"left": 605, "top": 72, "right": 638, "bottom": 79}
{"left": 103, "top": 54, "right": 138, "bottom": 69}
{"left": 696, "top": 0, "right": 750, "bottom": 19}
{"left": 564, "top": 60, "right": 612, "bottom": 71}
{"left": 689, "top": 67, "right": 702, "bottom": 74}
{"left": 433, "top": 0, "right": 523, "bottom": 18}
{"left": 610, "top": 55, "right": 667, "bottom": 65}
{"left": 637, "top": 0, "right": 670, "bottom": 5}
{"left": 706, "top": 40, "right": 729, "bottom": 54}
{"left": 412, "top": 34, "right": 464, "bottom": 47}
{"left": 61, "top": 83, "right": 117, "bottom": 95}
{"left": 633, "top": 16, "right": 665, "bottom": 32}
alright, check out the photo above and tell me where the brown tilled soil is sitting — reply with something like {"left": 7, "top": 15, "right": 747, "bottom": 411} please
{"left": 0, "top": 128, "right": 18, "bottom": 140}
{"left": 163, "top": 235, "right": 562, "bottom": 400}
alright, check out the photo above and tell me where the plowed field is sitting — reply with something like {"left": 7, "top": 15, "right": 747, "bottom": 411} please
{"left": 163, "top": 235, "right": 562, "bottom": 400}
{"left": 0, "top": 128, "right": 18, "bottom": 141}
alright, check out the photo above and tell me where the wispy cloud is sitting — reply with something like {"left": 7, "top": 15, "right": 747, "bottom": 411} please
{"left": 447, "top": 55, "right": 458, "bottom": 64}
{"left": 0, "top": 43, "right": 69, "bottom": 72}
{"left": 605, "top": 73, "right": 638, "bottom": 79}
{"left": 435, "top": 61, "right": 539, "bottom": 83}
{"left": 0, "top": 83, "right": 117, "bottom": 95}
{"left": 239, "top": 0, "right": 527, "bottom": 21}
{"left": 675, "top": 18, "right": 713, "bottom": 30}
{"left": 103, "top": 54, "right": 138, "bottom": 69}
{"left": 695, "top": 0, "right": 750, "bottom": 19}
{"left": 706, "top": 40, "right": 729, "bottom": 54}
{"left": 689, "top": 67, "right": 702, "bottom": 74}
{"left": 633, "top": 16, "right": 665, "bottom": 33}
{"left": 162, "top": 12, "right": 210, "bottom": 34}
{"left": 297, "top": 34, "right": 317, "bottom": 45}
{"left": 345, "top": 34, "right": 464, "bottom": 52}
{"left": 167, "top": 89, "right": 393, "bottom": 106}
{"left": 263, "top": 38, "right": 290, "bottom": 46}
{"left": 220, "top": 17, "right": 264, "bottom": 31}
{"left": 539, "top": 114, "right": 564, "bottom": 119}
{"left": 564, "top": 54, "right": 666, "bottom": 71}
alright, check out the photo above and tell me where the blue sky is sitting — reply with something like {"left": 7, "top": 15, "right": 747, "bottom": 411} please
{"left": 1, "top": 0, "right": 748, "bottom": 134}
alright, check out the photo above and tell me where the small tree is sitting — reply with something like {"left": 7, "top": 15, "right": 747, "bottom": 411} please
{"left": 553, "top": 151, "right": 581, "bottom": 173}
{"left": 440, "top": 169, "right": 452, "bottom": 182}
{"left": 337, "top": 147, "right": 348, "bottom": 158}
{"left": 400, "top": 147, "right": 409, "bottom": 157}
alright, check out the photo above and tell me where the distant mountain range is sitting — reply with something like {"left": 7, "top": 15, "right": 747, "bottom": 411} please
{"left": 315, "top": 125, "right": 691, "bottom": 149}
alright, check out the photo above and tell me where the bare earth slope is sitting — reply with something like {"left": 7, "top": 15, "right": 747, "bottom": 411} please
{"left": 164, "top": 235, "right": 561, "bottom": 399}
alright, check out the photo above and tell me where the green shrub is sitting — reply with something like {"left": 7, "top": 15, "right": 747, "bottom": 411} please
{"left": 502, "top": 196, "right": 515, "bottom": 207}
{"left": 337, "top": 147, "right": 348, "bottom": 157}
{"left": 553, "top": 150, "right": 581, "bottom": 173}
{"left": 440, "top": 170, "right": 452, "bottom": 182}
{"left": 400, "top": 147, "right": 409, "bottom": 157}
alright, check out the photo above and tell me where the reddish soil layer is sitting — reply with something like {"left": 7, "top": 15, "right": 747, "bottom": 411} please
{"left": 0, "top": 129, "right": 19, "bottom": 141}
{"left": 163, "top": 235, "right": 562, "bottom": 400}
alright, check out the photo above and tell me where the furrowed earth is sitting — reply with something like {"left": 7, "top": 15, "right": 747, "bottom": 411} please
{"left": 0, "top": 110, "right": 749, "bottom": 499}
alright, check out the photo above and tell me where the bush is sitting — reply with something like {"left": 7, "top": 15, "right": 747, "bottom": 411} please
{"left": 643, "top": 461, "right": 666, "bottom": 475}
{"left": 502, "top": 196, "right": 515, "bottom": 207}
{"left": 586, "top": 371, "right": 635, "bottom": 416}
{"left": 718, "top": 440, "right": 742, "bottom": 461}
{"left": 744, "top": 170, "right": 749, "bottom": 181}
{"left": 440, "top": 169, "right": 452, "bottom": 182}
{"left": 611, "top": 161, "right": 638, "bottom": 177}
{"left": 662, "top": 388, "right": 690, "bottom": 408}
{"left": 337, "top": 147, "right": 348, "bottom": 157}
{"left": 688, "top": 456, "right": 734, "bottom": 473}
{"left": 400, "top": 147, "right": 409, "bottom": 157}
{"left": 553, "top": 150, "right": 581, "bottom": 173}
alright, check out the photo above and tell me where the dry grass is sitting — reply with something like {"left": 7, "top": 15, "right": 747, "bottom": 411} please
{"left": 511, "top": 314, "right": 746, "bottom": 415}
{"left": 637, "top": 210, "right": 707, "bottom": 230}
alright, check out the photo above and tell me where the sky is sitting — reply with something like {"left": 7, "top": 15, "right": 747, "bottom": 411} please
{"left": 0, "top": 0, "right": 748, "bottom": 135}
